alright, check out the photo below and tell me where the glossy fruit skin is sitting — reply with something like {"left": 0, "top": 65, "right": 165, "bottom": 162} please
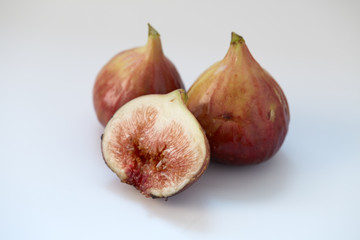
{"left": 187, "top": 33, "right": 289, "bottom": 165}
{"left": 93, "top": 25, "right": 184, "bottom": 126}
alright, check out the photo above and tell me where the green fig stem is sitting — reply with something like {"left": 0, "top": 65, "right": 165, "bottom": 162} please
{"left": 178, "top": 89, "right": 188, "bottom": 104}
{"left": 145, "top": 23, "right": 163, "bottom": 60}
{"left": 148, "top": 23, "right": 160, "bottom": 38}
{"left": 231, "top": 32, "right": 245, "bottom": 45}
{"left": 223, "top": 32, "right": 256, "bottom": 66}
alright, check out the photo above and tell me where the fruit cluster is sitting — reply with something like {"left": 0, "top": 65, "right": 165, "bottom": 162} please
{"left": 94, "top": 24, "right": 290, "bottom": 199}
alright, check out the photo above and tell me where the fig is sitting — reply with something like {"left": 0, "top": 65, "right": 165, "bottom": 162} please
{"left": 101, "top": 89, "right": 210, "bottom": 198}
{"left": 93, "top": 24, "right": 184, "bottom": 126}
{"left": 187, "top": 32, "right": 290, "bottom": 165}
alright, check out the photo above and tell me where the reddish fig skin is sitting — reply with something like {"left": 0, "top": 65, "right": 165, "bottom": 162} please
{"left": 93, "top": 24, "right": 184, "bottom": 126}
{"left": 187, "top": 33, "right": 290, "bottom": 165}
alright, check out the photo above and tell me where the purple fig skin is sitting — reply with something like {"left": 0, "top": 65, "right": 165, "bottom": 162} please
{"left": 93, "top": 24, "right": 184, "bottom": 126}
{"left": 187, "top": 33, "right": 290, "bottom": 165}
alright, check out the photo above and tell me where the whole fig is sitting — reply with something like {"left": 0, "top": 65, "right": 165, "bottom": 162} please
{"left": 187, "top": 32, "right": 290, "bottom": 165}
{"left": 93, "top": 24, "right": 184, "bottom": 126}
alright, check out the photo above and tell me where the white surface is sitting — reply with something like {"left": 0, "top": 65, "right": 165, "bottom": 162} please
{"left": 1, "top": 0, "right": 360, "bottom": 239}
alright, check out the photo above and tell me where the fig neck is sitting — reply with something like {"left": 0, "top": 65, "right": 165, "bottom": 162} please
{"left": 145, "top": 24, "right": 164, "bottom": 61}
{"left": 223, "top": 32, "right": 256, "bottom": 66}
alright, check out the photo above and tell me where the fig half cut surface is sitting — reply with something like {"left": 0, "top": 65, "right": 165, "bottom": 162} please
{"left": 101, "top": 89, "right": 210, "bottom": 198}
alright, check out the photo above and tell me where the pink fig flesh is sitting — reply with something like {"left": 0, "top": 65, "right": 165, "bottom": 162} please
{"left": 93, "top": 24, "right": 184, "bottom": 126}
{"left": 101, "top": 90, "right": 210, "bottom": 198}
{"left": 187, "top": 33, "right": 290, "bottom": 165}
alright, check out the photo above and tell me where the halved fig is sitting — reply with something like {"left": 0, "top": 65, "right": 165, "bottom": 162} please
{"left": 101, "top": 89, "right": 210, "bottom": 198}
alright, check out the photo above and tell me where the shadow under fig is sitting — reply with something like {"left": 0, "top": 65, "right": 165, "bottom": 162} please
{"left": 197, "top": 151, "right": 292, "bottom": 203}
{"left": 106, "top": 150, "right": 292, "bottom": 232}
{"left": 107, "top": 172, "right": 212, "bottom": 232}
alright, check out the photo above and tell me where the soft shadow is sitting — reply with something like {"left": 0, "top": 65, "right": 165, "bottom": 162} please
{"left": 107, "top": 176, "right": 212, "bottom": 232}
{"left": 106, "top": 150, "right": 292, "bottom": 232}
{"left": 197, "top": 151, "right": 292, "bottom": 203}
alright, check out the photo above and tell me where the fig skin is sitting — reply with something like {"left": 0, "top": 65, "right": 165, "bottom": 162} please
{"left": 187, "top": 33, "right": 290, "bottom": 165}
{"left": 101, "top": 89, "right": 210, "bottom": 198}
{"left": 93, "top": 24, "right": 184, "bottom": 126}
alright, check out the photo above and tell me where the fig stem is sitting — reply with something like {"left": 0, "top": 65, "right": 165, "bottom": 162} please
{"left": 148, "top": 23, "right": 160, "bottom": 38}
{"left": 178, "top": 89, "right": 188, "bottom": 104}
{"left": 231, "top": 32, "right": 245, "bottom": 45}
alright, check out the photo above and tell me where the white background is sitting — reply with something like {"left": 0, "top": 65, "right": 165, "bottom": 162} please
{"left": 1, "top": 0, "right": 360, "bottom": 239}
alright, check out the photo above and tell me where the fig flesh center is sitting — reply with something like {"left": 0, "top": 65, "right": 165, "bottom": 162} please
{"left": 102, "top": 90, "right": 209, "bottom": 198}
{"left": 116, "top": 107, "right": 195, "bottom": 194}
